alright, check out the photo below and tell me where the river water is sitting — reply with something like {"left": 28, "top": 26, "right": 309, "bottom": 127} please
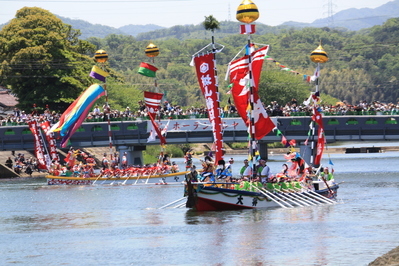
{"left": 1, "top": 150, "right": 399, "bottom": 265}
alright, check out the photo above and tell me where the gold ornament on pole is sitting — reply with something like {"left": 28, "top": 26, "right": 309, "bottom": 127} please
{"left": 94, "top": 49, "right": 108, "bottom": 63}
{"left": 236, "top": 0, "right": 259, "bottom": 24}
{"left": 310, "top": 43, "right": 328, "bottom": 64}
{"left": 145, "top": 43, "right": 160, "bottom": 57}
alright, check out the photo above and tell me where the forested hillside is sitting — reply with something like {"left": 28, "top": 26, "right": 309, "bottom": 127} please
{"left": 89, "top": 18, "right": 399, "bottom": 109}
{"left": 1, "top": 7, "right": 399, "bottom": 112}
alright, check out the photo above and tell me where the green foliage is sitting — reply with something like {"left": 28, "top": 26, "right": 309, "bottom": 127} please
{"left": 203, "top": 15, "right": 220, "bottom": 32}
{"left": 258, "top": 67, "right": 312, "bottom": 106}
{"left": 0, "top": 7, "right": 96, "bottom": 111}
{"left": 228, "top": 142, "right": 247, "bottom": 149}
{"left": 143, "top": 144, "right": 185, "bottom": 164}
{"left": 2, "top": 8, "right": 399, "bottom": 112}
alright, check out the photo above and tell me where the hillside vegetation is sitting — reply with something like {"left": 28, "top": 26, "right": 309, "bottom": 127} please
{"left": 1, "top": 7, "right": 399, "bottom": 112}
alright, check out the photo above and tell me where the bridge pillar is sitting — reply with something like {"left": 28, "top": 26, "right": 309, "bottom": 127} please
{"left": 299, "top": 143, "right": 313, "bottom": 166}
{"left": 258, "top": 142, "right": 268, "bottom": 160}
{"left": 117, "top": 145, "right": 146, "bottom": 166}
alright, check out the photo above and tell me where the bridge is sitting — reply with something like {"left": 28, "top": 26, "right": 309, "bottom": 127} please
{"left": 1, "top": 115, "right": 399, "bottom": 164}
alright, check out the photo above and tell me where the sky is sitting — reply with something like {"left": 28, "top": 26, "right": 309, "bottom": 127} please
{"left": 0, "top": 0, "right": 395, "bottom": 28}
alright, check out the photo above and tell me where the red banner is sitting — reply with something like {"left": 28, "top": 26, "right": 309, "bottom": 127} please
{"left": 144, "top": 91, "right": 166, "bottom": 145}
{"left": 312, "top": 108, "right": 325, "bottom": 166}
{"left": 194, "top": 53, "right": 224, "bottom": 163}
{"left": 228, "top": 46, "right": 275, "bottom": 139}
{"left": 40, "top": 121, "right": 59, "bottom": 163}
{"left": 28, "top": 120, "right": 48, "bottom": 170}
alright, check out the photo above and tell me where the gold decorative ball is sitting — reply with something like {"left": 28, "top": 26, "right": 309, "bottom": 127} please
{"left": 236, "top": 0, "right": 259, "bottom": 24}
{"left": 310, "top": 44, "right": 329, "bottom": 63}
{"left": 145, "top": 43, "right": 160, "bottom": 57}
{"left": 94, "top": 49, "right": 108, "bottom": 63}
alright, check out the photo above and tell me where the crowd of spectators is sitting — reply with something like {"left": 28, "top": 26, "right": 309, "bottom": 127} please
{"left": 5, "top": 151, "right": 37, "bottom": 176}
{"left": 1, "top": 99, "right": 399, "bottom": 127}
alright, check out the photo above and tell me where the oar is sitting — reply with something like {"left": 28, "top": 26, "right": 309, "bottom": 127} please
{"left": 134, "top": 171, "right": 144, "bottom": 185}
{"left": 122, "top": 172, "right": 133, "bottom": 185}
{"left": 249, "top": 183, "right": 291, "bottom": 208}
{"left": 319, "top": 174, "right": 336, "bottom": 199}
{"left": 306, "top": 190, "right": 336, "bottom": 204}
{"left": 264, "top": 184, "right": 305, "bottom": 207}
{"left": 92, "top": 173, "right": 102, "bottom": 185}
{"left": 286, "top": 191, "right": 317, "bottom": 206}
{"left": 159, "top": 197, "right": 187, "bottom": 209}
{"left": 145, "top": 168, "right": 158, "bottom": 184}
{"left": 270, "top": 189, "right": 307, "bottom": 207}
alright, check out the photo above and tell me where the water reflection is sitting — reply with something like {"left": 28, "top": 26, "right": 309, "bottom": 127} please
{"left": 2, "top": 212, "right": 104, "bottom": 232}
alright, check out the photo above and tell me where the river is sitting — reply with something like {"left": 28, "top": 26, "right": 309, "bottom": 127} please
{"left": 1, "top": 150, "right": 399, "bottom": 265}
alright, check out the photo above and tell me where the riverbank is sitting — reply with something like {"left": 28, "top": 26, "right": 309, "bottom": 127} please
{"left": 369, "top": 246, "right": 399, "bottom": 265}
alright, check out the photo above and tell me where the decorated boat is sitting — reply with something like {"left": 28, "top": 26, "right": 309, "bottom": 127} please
{"left": 179, "top": 2, "right": 340, "bottom": 211}
{"left": 45, "top": 46, "right": 190, "bottom": 185}
{"left": 185, "top": 179, "right": 339, "bottom": 211}
{"left": 46, "top": 170, "right": 189, "bottom": 185}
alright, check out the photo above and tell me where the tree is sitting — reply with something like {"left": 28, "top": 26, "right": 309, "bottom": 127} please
{"left": 258, "top": 67, "right": 312, "bottom": 106}
{"left": 203, "top": 15, "right": 220, "bottom": 33}
{"left": 0, "top": 7, "right": 96, "bottom": 111}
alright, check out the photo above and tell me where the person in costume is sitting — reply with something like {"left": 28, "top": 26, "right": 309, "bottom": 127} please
{"left": 215, "top": 159, "right": 232, "bottom": 182}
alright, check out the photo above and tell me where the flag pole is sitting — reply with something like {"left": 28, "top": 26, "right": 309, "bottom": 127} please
{"left": 208, "top": 17, "right": 224, "bottom": 163}
{"left": 236, "top": 0, "right": 260, "bottom": 181}
{"left": 309, "top": 42, "right": 329, "bottom": 167}
{"left": 94, "top": 49, "right": 113, "bottom": 163}
{"left": 145, "top": 43, "right": 164, "bottom": 161}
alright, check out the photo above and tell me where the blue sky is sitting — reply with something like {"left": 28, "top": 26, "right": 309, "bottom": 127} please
{"left": 0, "top": 0, "right": 394, "bottom": 28}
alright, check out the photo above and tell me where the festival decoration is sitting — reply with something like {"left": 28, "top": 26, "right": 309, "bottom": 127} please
{"left": 145, "top": 43, "right": 160, "bottom": 57}
{"left": 191, "top": 16, "right": 225, "bottom": 163}
{"left": 49, "top": 84, "right": 106, "bottom": 147}
{"left": 144, "top": 91, "right": 166, "bottom": 145}
{"left": 90, "top": 65, "right": 109, "bottom": 82}
{"left": 236, "top": 0, "right": 259, "bottom": 24}
{"left": 138, "top": 62, "right": 158, "bottom": 77}
{"left": 193, "top": 53, "right": 224, "bottom": 162}
{"left": 310, "top": 43, "right": 329, "bottom": 64}
{"left": 308, "top": 41, "right": 328, "bottom": 167}
{"left": 29, "top": 120, "right": 48, "bottom": 170}
{"left": 227, "top": 46, "right": 275, "bottom": 140}
{"left": 94, "top": 49, "right": 108, "bottom": 63}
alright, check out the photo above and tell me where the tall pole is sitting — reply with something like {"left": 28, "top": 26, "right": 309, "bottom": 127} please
{"left": 145, "top": 42, "right": 163, "bottom": 161}
{"left": 94, "top": 49, "right": 113, "bottom": 162}
{"left": 310, "top": 42, "right": 328, "bottom": 167}
{"left": 236, "top": 0, "right": 259, "bottom": 180}
{"left": 211, "top": 33, "right": 225, "bottom": 163}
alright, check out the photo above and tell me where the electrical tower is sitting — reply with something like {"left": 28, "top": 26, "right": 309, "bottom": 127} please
{"left": 326, "top": 0, "right": 335, "bottom": 28}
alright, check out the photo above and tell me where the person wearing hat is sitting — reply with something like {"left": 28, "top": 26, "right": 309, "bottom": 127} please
{"left": 200, "top": 155, "right": 215, "bottom": 182}
{"left": 240, "top": 159, "right": 252, "bottom": 180}
{"left": 215, "top": 160, "right": 232, "bottom": 182}
{"left": 185, "top": 165, "right": 198, "bottom": 183}
{"left": 257, "top": 159, "right": 271, "bottom": 183}
{"left": 226, "top": 158, "right": 234, "bottom": 176}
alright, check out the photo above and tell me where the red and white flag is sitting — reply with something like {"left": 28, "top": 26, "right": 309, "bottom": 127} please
{"left": 310, "top": 64, "right": 320, "bottom": 81}
{"left": 40, "top": 121, "right": 59, "bottom": 163}
{"left": 240, "top": 24, "right": 256, "bottom": 34}
{"left": 144, "top": 91, "right": 166, "bottom": 145}
{"left": 227, "top": 46, "right": 275, "bottom": 140}
{"left": 311, "top": 107, "right": 325, "bottom": 165}
{"left": 28, "top": 120, "right": 48, "bottom": 170}
{"left": 193, "top": 53, "right": 224, "bottom": 163}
